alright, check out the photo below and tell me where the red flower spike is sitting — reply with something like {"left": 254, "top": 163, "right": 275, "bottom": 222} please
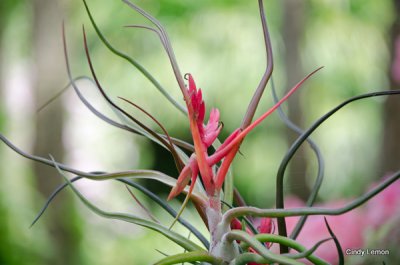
{"left": 184, "top": 74, "right": 223, "bottom": 195}
{"left": 188, "top": 74, "right": 204, "bottom": 120}
{"left": 170, "top": 74, "right": 226, "bottom": 198}
{"left": 187, "top": 74, "right": 221, "bottom": 148}
{"left": 170, "top": 69, "right": 320, "bottom": 199}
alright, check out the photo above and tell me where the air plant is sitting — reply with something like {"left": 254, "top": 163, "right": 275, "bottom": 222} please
{"left": 1, "top": 0, "right": 399, "bottom": 264}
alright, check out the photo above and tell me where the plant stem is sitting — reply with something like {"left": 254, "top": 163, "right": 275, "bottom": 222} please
{"left": 207, "top": 193, "right": 239, "bottom": 262}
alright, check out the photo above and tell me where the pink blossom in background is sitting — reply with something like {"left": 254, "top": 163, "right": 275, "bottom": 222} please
{"left": 391, "top": 36, "right": 400, "bottom": 84}
{"left": 281, "top": 197, "right": 365, "bottom": 264}
{"left": 366, "top": 177, "right": 400, "bottom": 228}
{"left": 272, "top": 178, "right": 400, "bottom": 264}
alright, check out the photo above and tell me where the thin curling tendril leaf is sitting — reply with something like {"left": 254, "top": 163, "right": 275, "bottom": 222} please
{"left": 221, "top": 169, "right": 400, "bottom": 231}
{"left": 64, "top": 9, "right": 192, "bottom": 154}
{"left": 61, "top": 24, "right": 199, "bottom": 196}
{"left": 232, "top": 253, "right": 273, "bottom": 265}
{"left": 68, "top": 76, "right": 193, "bottom": 152}
{"left": 241, "top": 0, "right": 274, "bottom": 129}
{"left": 117, "top": 96, "right": 184, "bottom": 170}
{"left": 223, "top": 230, "right": 304, "bottom": 265}
{"left": 30, "top": 175, "right": 210, "bottom": 249}
{"left": 224, "top": 0, "right": 273, "bottom": 214}
{"left": 37, "top": 75, "right": 92, "bottom": 113}
{"left": 122, "top": 0, "right": 191, "bottom": 107}
{"left": 270, "top": 76, "right": 325, "bottom": 240}
{"left": 324, "top": 217, "right": 344, "bottom": 265}
{"left": 49, "top": 155, "right": 204, "bottom": 252}
{"left": 275, "top": 89, "right": 400, "bottom": 244}
{"left": 80, "top": 26, "right": 184, "bottom": 172}
{"left": 120, "top": 0, "right": 234, "bottom": 205}
{"left": 284, "top": 238, "right": 331, "bottom": 261}
{"left": 240, "top": 233, "right": 329, "bottom": 265}
{"left": 0, "top": 131, "right": 205, "bottom": 201}
{"left": 125, "top": 185, "right": 160, "bottom": 223}
{"left": 82, "top": 0, "right": 187, "bottom": 114}
{"left": 153, "top": 250, "right": 223, "bottom": 265}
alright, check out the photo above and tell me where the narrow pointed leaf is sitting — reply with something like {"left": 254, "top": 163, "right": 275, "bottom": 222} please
{"left": 0, "top": 132, "right": 205, "bottom": 202}
{"left": 324, "top": 217, "right": 344, "bottom": 265}
{"left": 241, "top": 0, "right": 274, "bottom": 128}
{"left": 125, "top": 185, "right": 160, "bottom": 223}
{"left": 80, "top": 26, "right": 183, "bottom": 170}
{"left": 122, "top": 0, "right": 189, "bottom": 100}
{"left": 275, "top": 88, "right": 400, "bottom": 240}
{"left": 285, "top": 238, "right": 331, "bottom": 261}
{"left": 270, "top": 76, "right": 325, "bottom": 241}
{"left": 50, "top": 156, "right": 203, "bottom": 252}
{"left": 37, "top": 75, "right": 91, "bottom": 113}
{"left": 221, "top": 169, "right": 400, "bottom": 231}
{"left": 31, "top": 175, "right": 209, "bottom": 249}
{"left": 82, "top": 0, "right": 186, "bottom": 113}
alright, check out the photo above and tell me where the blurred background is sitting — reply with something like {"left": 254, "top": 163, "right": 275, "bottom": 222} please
{"left": 0, "top": 0, "right": 399, "bottom": 264}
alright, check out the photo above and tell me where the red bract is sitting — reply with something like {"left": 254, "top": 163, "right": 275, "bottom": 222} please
{"left": 230, "top": 217, "right": 272, "bottom": 237}
{"left": 202, "top": 108, "right": 221, "bottom": 147}
{"left": 167, "top": 154, "right": 199, "bottom": 200}
{"left": 169, "top": 68, "right": 321, "bottom": 200}
{"left": 257, "top": 218, "right": 272, "bottom": 234}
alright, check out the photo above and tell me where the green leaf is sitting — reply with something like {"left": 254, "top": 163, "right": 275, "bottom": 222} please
{"left": 276, "top": 88, "right": 400, "bottom": 241}
{"left": 224, "top": 230, "right": 303, "bottom": 265}
{"left": 31, "top": 175, "right": 210, "bottom": 249}
{"left": 82, "top": 0, "right": 187, "bottom": 114}
{"left": 239, "top": 232, "right": 329, "bottom": 264}
{"left": 222, "top": 169, "right": 400, "bottom": 230}
{"left": 50, "top": 156, "right": 204, "bottom": 252}
{"left": 222, "top": 168, "right": 234, "bottom": 213}
{"left": 324, "top": 217, "right": 344, "bottom": 265}
{"left": 153, "top": 250, "right": 223, "bottom": 265}
{"left": 271, "top": 76, "right": 325, "bottom": 240}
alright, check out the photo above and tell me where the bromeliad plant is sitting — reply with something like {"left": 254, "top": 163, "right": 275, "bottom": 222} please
{"left": 1, "top": 0, "right": 400, "bottom": 264}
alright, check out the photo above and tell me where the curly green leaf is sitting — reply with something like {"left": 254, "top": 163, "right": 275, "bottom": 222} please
{"left": 223, "top": 230, "right": 303, "bottom": 265}
{"left": 240, "top": 233, "right": 329, "bottom": 265}
{"left": 82, "top": 0, "right": 186, "bottom": 114}
{"left": 153, "top": 250, "right": 223, "bottom": 265}
{"left": 50, "top": 156, "right": 203, "bottom": 252}
{"left": 223, "top": 170, "right": 400, "bottom": 229}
